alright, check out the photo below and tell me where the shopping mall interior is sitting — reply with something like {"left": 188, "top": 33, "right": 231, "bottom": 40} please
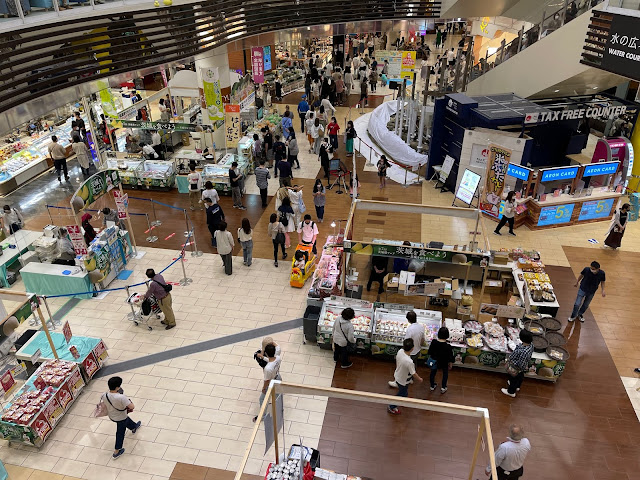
{"left": 1, "top": 0, "right": 640, "bottom": 479}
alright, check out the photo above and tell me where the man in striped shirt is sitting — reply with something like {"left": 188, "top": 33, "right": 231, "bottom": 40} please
{"left": 254, "top": 160, "right": 271, "bottom": 208}
{"left": 501, "top": 330, "right": 533, "bottom": 398}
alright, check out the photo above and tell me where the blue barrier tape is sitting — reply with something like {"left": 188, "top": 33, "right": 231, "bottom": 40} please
{"left": 148, "top": 199, "right": 185, "bottom": 212}
{"left": 127, "top": 196, "right": 152, "bottom": 202}
{"left": 46, "top": 204, "right": 145, "bottom": 217}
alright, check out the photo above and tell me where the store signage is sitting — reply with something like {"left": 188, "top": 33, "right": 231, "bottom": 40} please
{"left": 470, "top": 144, "right": 488, "bottom": 169}
{"left": 524, "top": 105, "right": 628, "bottom": 124}
{"left": 62, "top": 321, "right": 72, "bottom": 344}
{"left": 537, "top": 204, "right": 575, "bottom": 226}
{"left": 82, "top": 351, "right": 99, "bottom": 378}
{"left": 44, "top": 398, "right": 64, "bottom": 428}
{"left": 93, "top": 340, "right": 109, "bottom": 366}
{"left": 446, "top": 97, "right": 461, "bottom": 116}
{"left": 439, "top": 155, "right": 455, "bottom": 182}
{"left": 347, "top": 243, "right": 484, "bottom": 265}
{"left": 201, "top": 67, "right": 224, "bottom": 122}
{"left": 583, "top": 161, "right": 619, "bottom": 177}
{"left": 540, "top": 166, "right": 579, "bottom": 182}
{"left": 120, "top": 120, "right": 198, "bottom": 132}
{"left": 117, "top": 100, "right": 148, "bottom": 120}
{"left": 375, "top": 51, "right": 402, "bottom": 76}
{"left": 70, "top": 170, "right": 121, "bottom": 213}
{"left": 578, "top": 198, "right": 615, "bottom": 221}
{"left": 400, "top": 51, "right": 417, "bottom": 79}
{"left": 600, "top": 14, "right": 640, "bottom": 81}
{"left": 113, "top": 190, "right": 128, "bottom": 219}
{"left": 263, "top": 45, "right": 272, "bottom": 71}
{"left": 224, "top": 104, "right": 241, "bottom": 149}
{"left": 31, "top": 348, "right": 42, "bottom": 364}
{"left": 506, "top": 163, "right": 531, "bottom": 181}
{"left": 480, "top": 145, "right": 511, "bottom": 217}
{"left": 251, "top": 47, "right": 264, "bottom": 84}
{"left": 32, "top": 411, "right": 52, "bottom": 440}
{"left": 472, "top": 17, "right": 499, "bottom": 39}
{"left": 65, "top": 225, "right": 87, "bottom": 256}
{"left": 1, "top": 370, "right": 15, "bottom": 396}
{"left": 456, "top": 168, "right": 481, "bottom": 205}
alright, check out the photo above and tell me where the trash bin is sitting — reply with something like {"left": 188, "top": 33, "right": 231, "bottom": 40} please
{"left": 303, "top": 305, "right": 321, "bottom": 343}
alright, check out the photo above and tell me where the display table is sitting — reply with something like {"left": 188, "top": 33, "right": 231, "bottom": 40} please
{"left": 0, "top": 230, "right": 43, "bottom": 288}
{"left": 21, "top": 264, "right": 92, "bottom": 300}
{"left": 16, "top": 331, "right": 107, "bottom": 381}
{"left": 512, "top": 267, "right": 560, "bottom": 316}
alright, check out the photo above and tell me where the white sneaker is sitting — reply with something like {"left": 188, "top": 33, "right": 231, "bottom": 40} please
{"left": 568, "top": 317, "right": 575, "bottom": 322}
{"left": 501, "top": 388, "right": 516, "bottom": 398}
{"left": 579, "top": 316, "right": 585, "bottom": 323}
{"left": 388, "top": 381, "right": 398, "bottom": 388}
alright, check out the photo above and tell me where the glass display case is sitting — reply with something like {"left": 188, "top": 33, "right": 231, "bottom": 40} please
{"left": 317, "top": 296, "right": 374, "bottom": 350}
{"left": 139, "top": 160, "right": 176, "bottom": 190}
{"left": 237, "top": 136, "right": 255, "bottom": 172}
{"left": 200, "top": 154, "right": 249, "bottom": 194}
{"left": 106, "top": 159, "right": 143, "bottom": 187}
{"left": 372, "top": 308, "right": 442, "bottom": 346}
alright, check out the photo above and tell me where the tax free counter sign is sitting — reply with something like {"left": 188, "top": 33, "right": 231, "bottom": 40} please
{"left": 525, "top": 105, "right": 628, "bottom": 124}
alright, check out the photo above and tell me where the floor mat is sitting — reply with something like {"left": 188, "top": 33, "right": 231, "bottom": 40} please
{"left": 117, "top": 270, "right": 134, "bottom": 280}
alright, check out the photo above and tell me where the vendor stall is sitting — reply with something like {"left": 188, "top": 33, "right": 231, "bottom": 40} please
{"left": 105, "top": 158, "right": 175, "bottom": 190}
{"left": 316, "top": 296, "right": 373, "bottom": 351}
{"left": 201, "top": 153, "right": 249, "bottom": 195}
{"left": 307, "top": 235, "right": 344, "bottom": 306}
{"left": 371, "top": 307, "right": 442, "bottom": 357}
{"left": 106, "top": 158, "right": 143, "bottom": 188}
{"left": 20, "top": 264, "right": 91, "bottom": 300}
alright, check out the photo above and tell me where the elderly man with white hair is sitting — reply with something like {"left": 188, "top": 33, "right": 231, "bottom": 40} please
{"left": 486, "top": 424, "right": 531, "bottom": 480}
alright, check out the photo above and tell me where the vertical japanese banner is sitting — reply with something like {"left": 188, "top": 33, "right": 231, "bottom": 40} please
{"left": 251, "top": 47, "right": 265, "bottom": 84}
{"left": 65, "top": 225, "right": 88, "bottom": 256}
{"left": 400, "top": 51, "right": 416, "bottom": 79}
{"left": 224, "top": 104, "right": 241, "bottom": 149}
{"left": 263, "top": 45, "right": 272, "bottom": 71}
{"left": 201, "top": 68, "right": 224, "bottom": 122}
{"left": 480, "top": 144, "right": 512, "bottom": 217}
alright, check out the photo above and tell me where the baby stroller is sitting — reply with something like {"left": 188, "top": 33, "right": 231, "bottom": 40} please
{"left": 126, "top": 292, "right": 164, "bottom": 331}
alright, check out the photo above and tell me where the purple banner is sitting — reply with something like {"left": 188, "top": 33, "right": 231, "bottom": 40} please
{"left": 251, "top": 47, "right": 264, "bottom": 84}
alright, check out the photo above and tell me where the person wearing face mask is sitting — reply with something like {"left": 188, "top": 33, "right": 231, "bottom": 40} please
{"left": 1, "top": 205, "right": 23, "bottom": 235}
{"left": 297, "top": 214, "right": 319, "bottom": 254}
{"left": 569, "top": 261, "right": 605, "bottom": 323}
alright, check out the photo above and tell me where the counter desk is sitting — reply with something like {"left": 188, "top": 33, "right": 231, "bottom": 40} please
{"left": 21, "top": 264, "right": 92, "bottom": 300}
{"left": 0, "top": 230, "right": 43, "bottom": 288}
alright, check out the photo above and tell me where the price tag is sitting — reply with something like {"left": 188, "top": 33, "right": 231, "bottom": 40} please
{"left": 31, "top": 349, "right": 42, "bottom": 364}
{"left": 10, "top": 362, "right": 26, "bottom": 377}
{"left": 62, "top": 322, "right": 73, "bottom": 344}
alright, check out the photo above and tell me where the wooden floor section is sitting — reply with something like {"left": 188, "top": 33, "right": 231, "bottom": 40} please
{"left": 171, "top": 463, "right": 262, "bottom": 480}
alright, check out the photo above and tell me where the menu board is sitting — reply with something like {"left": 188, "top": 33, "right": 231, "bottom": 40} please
{"left": 578, "top": 198, "right": 615, "bottom": 221}
{"left": 455, "top": 169, "right": 481, "bottom": 205}
{"left": 538, "top": 204, "right": 575, "bottom": 226}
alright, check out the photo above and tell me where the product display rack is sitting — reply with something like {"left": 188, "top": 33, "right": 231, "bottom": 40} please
{"left": 371, "top": 308, "right": 442, "bottom": 357}
{"left": 308, "top": 236, "right": 344, "bottom": 305}
{"left": 105, "top": 158, "right": 176, "bottom": 190}
{"left": 316, "top": 296, "right": 373, "bottom": 350}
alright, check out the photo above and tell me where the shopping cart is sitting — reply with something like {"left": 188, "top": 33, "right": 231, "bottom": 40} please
{"left": 126, "top": 292, "right": 164, "bottom": 331}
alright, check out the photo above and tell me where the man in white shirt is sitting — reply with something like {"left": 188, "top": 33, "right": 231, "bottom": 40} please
{"left": 141, "top": 143, "right": 158, "bottom": 159}
{"left": 388, "top": 338, "right": 423, "bottom": 415}
{"left": 297, "top": 214, "right": 319, "bottom": 254}
{"left": 254, "top": 343, "right": 281, "bottom": 422}
{"left": 388, "top": 311, "right": 425, "bottom": 388}
{"left": 486, "top": 424, "right": 531, "bottom": 479}
{"left": 447, "top": 47, "right": 456, "bottom": 66}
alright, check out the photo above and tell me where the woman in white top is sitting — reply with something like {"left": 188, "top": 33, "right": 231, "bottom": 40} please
{"left": 237, "top": 218, "right": 253, "bottom": 267}
{"left": 310, "top": 118, "right": 325, "bottom": 155}
{"left": 267, "top": 213, "right": 287, "bottom": 267}
{"left": 200, "top": 181, "right": 220, "bottom": 205}
{"left": 494, "top": 191, "right": 516, "bottom": 236}
{"left": 71, "top": 137, "right": 91, "bottom": 177}
{"left": 344, "top": 67, "right": 354, "bottom": 99}
{"left": 213, "top": 221, "right": 234, "bottom": 275}
{"left": 158, "top": 99, "right": 170, "bottom": 122}
{"left": 287, "top": 185, "right": 305, "bottom": 228}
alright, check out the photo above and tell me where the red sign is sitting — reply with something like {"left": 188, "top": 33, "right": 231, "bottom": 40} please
{"left": 113, "top": 190, "right": 128, "bottom": 220}
{"left": 62, "top": 321, "right": 72, "bottom": 344}
{"left": 32, "top": 411, "right": 52, "bottom": 440}
{"left": 1, "top": 370, "right": 15, "bottom": 394}
{"left": 82, "top": 351, "right": 99, "bottom": 379}
{"left": 68, "top": 367, "right": 84, "bottom": 398}
{"left": 65, "top": 224, "right": 88, "bottom": 256}
{"left": 56, "top": 379, "right": 74, "bottom": 410}
{"left": 251, "top": 47, "right": 264, "bottom": 84}
{"left": 43, "top": 397, "right": 64, "bottom": 428}
{"left": 33, "top": 376, "right": 46, "bottom": 390}
{"left": 93, "top": 340, "right": 108, "bottom": 366}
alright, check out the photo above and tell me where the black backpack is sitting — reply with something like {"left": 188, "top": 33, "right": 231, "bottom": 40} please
{"left": 279, "top": 212, "right": 289, "bottom": 227}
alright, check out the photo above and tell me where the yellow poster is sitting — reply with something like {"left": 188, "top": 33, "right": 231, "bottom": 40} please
{"left": 400, "top": 51, "right": 416, "bottom": 79}
{"left": 201, "top": 68, "right": 224, "bottom": 122}
{"left": 224, "top": 104, "right": 241, "bottom": 149}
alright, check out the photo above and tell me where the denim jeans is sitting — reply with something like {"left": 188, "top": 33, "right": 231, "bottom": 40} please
{"left": 570, "top": 288, "right": 595, "bottom": 318}
{"left": 241, "top": 239, "right": 253, "bottom": 266}
{"left": 389, "top": 382, "right": 408, "bottom": 409}
{"left": 315, "top": 205, "right": 325, "bottom": 221}
{"left": 114, "top": 416, "right": 137, "bottom": 450}
{"left": 430, "top": 366, "right": 449, "bottom": 388}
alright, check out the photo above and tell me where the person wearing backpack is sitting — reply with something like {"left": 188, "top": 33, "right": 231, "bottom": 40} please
{"left": 101, "top": 376, "right": 141, "bottom": 459}
{"left": 277, "top": 197, "right": 295, "bottom": 248}
{"left": 144, "top": 268, "right": 176, "bottom": 330}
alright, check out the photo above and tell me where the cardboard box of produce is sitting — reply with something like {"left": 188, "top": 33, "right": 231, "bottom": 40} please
{"left": 484, "top": 280, "right": 503, "bottom": 294}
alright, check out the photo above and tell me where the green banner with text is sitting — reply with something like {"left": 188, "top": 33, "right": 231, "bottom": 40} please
{"left": 346, "top": 242, "right": 484, "bottom": 265}
{"left": 121, "top": 120, "right": 199, "bottom": 132}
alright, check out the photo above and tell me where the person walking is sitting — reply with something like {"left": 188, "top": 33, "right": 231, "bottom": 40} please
{"left": 253, "top": 343, "right": 282, "bottom": 422}
{"left": 604, "top": 202, "right": 630, "bottom": 249}
{"left": 297, "top": 95, "right": 310, "bottom": 131}
{"left": 345, "top": 121, "right": 357, "bottom": 155}
{"left": 310, "top": 118, "right": 325, "bottom": 155}
{"left": 187, "top": 164, "right": 201, "bottom": 211}
{"left": 268, "top": 213, "right": 287, "bottom": 267}
{"left": 199, "top": 181, "right": 219, "bottom": 206}
{"left": 332, "top": 307, "right": 356, "bottom": 368}
{"left": 158, "top": 99, "right": 170, "bottom": 122}
{"left": 344, "top": 67, "right": 354, "bottom": 102}
{"left": 287, "top": 131, "right": 300, "bottom": 169}
{"left": 277, "top": 197, "right": 295, "bottom": 248}
{"left": 485, "top": 424, "right": 531, "bottom": 480}
{"left": 144, "top": 268, "right": 176, "bottom": 329}
{"left": 312, "top": 179, "right": 326, "bottom": 222}
{"left": 252, "top": 133, "right": 263, "bottom": 168}
{"left": 327, "top": 117, "right": 340, "bottom": 151}
{"left": 238, "top": 218, "right": 253, "bottom": 267}
{"left": 501, "top": 330, "right": 533, "bottom": 398}
{"left": 272, "top": 135, "right": 287, "bottom": 171}
{"left": 569, "top": 260, "right": 605, "bottom": 322}
{"left": 427, "top": 327, "right": 454, "bottom": 394}
{"left": 48, "top": 135, "right": 69, "bottom": 183}
{"left": 229, "top": 162, "right": 246, "bottom": 210}
{"left": 305, "top": 112, "right": 316, "bottom": 153}
{"left": 102, "top": 376, "right": 141, "bottom": 459}
{"left": 359, "top": 74, "right": 369, "bottom": 108}
{"left": 335, "top": 74, "right": 345, "bottom": 106}
{"left": 287, "top": 185, "right": 304, "bottom": 228}
{"left": 276, "top": 156, "right": 293, "bottom": 187}
{"left": 281, "top": 111, "right": 293, "bottom": 140}
{"left": 1, "top": 205, "right": 23, "bottom": 235}
{"left": 297, "top": 214, "right": 319, "bottom": 254}
{"left": 369, "top": 68, "right": 378, "bottom": 93}
{"left": 214, "top": 221, "right": 234, "bottom": 275}
{"left": 204, "top": 198, "right": 224, "bottom": 247}
{"left": 71, "top": 137, "right": 91, "bottom": 178}
{"left": 494, "top": 191, "right": 517, "bottom": 236}
{"left": 388, "top": 311, "right": 425, "bottom": 388}
{"left": 377, "top": 155, "right": 390, "bottom": 188}
{"left": 255, "top": 160, "right": 271, "bottom": 207}
{"left": 387, "top": 338, "right": 423, "bottom": 415}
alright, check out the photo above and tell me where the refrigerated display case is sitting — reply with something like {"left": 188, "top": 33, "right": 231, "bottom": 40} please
{"left": 139, "top": 160, "right": 176, "bottom": 190}
{"left": 106, "top": 159, "right": 143, "bottom": 188}
{"left": 237, "top": 136, "right": 255, "bottom": 172}
{"left": 317, "top": 296, "right": 373, "bottom": 350}
{"left": 200, "top": 153, "right": 249, "bottom": 194}
{"left": 371, "top": 308, "right": 442, "bottom": 358}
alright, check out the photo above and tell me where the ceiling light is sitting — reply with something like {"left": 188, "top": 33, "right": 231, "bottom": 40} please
{"left": 593, "top": 86, "right": 598, "bottom": 89}
{"left": 554, "top": 89, "right": 560, "bottom": 92}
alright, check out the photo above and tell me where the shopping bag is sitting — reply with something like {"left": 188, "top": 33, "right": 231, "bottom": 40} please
{"left": 93, "top": 401, "right": 108, "bottom": 417}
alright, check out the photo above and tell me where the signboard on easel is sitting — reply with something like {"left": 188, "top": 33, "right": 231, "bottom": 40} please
{"left": 454, "top": 169, "right": 481, "bottom": 207}
{"left": 439, "top": 155, "right": 455, "bottom": 183}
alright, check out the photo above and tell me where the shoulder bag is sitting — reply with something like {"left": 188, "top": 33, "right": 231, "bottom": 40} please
{"left": 153, "top": 279, "right": 172, "bottom": 293}
{"left": 275, "top": 223, "right": 286, "bottom": 245}
{"left": 338, "top": 321, "right": 356, "bottom": 353}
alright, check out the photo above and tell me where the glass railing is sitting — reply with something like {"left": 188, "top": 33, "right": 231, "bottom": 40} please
{"left": 468, "top": 0, "right": 605, "bottom": 83}
{"left": 608, "top": 0, "right": 640, "bottom": 8}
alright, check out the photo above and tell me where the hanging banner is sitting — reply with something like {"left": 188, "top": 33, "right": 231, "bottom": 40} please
{"left": 113, "top": 190, "right": 129, "bottom": 219}
{"left": 65, "top": 225, "right": 88, "bottom": 256}
{"left": 201, "top": 67, "right": 224, "bottom": 122}
{"left": 120, "top": 120, "right": 198, "bottom": 132}
{"left": 480, "top": 145, "right": 511, "bottom": 218}
{"left": 97, "top": 80, "right": 118, "bottom": 119}
{"left": 224, "top": 104, "right": 241, "bottom": 149}
{"left": 345, "top": 242, "right": 484, "bottom": 265}
{"left": 263, "top": 46, "right": 272, "bottom": 71}
{"left": 251, "top": 47, "right": 265, "bottom": 84}
{"left": 70, "top": 170, "right": 121, "bottom": 213}
{"left": 400, "top": 51, "right": 417, "bottom": 79}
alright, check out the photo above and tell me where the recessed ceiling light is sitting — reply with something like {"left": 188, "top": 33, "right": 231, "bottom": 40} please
{"left": 593, "top": 86, "right": 598, "bottom": 89}
{"left": 554, "top": 89, "right": 560, "bottom": 92}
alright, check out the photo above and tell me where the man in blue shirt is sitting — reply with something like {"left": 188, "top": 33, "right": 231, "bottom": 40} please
{"left": 281, "top": 111, "right": 293, "bottom": 140}
{"left": 297, "top": 95, "right": 310, "bottom": 131}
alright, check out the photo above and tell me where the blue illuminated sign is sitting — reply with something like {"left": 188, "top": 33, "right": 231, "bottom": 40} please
{"left": 506, "top": 163, "right": 530, "bottom": 181}
{"left": 540, "top": 167, "right": 579, "bottom": 182}
{"left": 583, "top": 162, "right": 619, "bottom": 177}
{"left": 263, "top": 46, "right": 272, "bottom": 71}
{"left": 537, "top": 204, "right": 575, "bottom": 226}
{"left": 578, "top": 198, "right": 615, "bottom": 221}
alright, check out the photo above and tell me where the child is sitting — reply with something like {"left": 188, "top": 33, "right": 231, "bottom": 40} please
{"left": 388, "top": 338, "right": 423, "bottom": 415}
{"left": 427, "top": 327, "right": 454, "bottom": 394}
{"left": 294, "top": 250, "right": 306, "bottom": 274}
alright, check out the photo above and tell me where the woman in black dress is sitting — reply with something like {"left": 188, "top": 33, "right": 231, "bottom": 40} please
{"left": 604, "top": 203, "right": 630, "bottom": 249}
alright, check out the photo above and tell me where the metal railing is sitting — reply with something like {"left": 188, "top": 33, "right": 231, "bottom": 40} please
{"left": 468, "top": 0, "right": 605, "bottom": 83}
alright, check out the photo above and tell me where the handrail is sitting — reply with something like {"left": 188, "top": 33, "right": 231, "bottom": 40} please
{"left": 468, "top": 0, "right": 605, "bottom": 84}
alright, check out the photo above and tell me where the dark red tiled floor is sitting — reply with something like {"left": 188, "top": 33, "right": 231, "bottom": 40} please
{"left": 318, "top": 265, "right": 640, "bottom": 480}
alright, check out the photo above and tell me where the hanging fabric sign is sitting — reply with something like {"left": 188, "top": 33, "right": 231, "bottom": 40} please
{"left": 201, "top": 67, "right": 224, "bottom": 122}
{"left": 251, "top": 47, "right": 265, "bottom": 84}
{"left": 224, "top": 104, "right": 241, "bottom": 148}
{"left": 400, "top": 51, "right": 416, "bottom": 79}
{"left": 480, "top": 144, "right": 511, "bottom": 218}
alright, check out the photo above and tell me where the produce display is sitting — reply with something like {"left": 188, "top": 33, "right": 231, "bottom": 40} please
{"left": 316, "top": 297, "right": 374, "bottom": 349}
{"left": 308, "top": 242, "right": 343, "bottom": 300}
{"left": 319, "top": 309, "right": 372, "bottom": 336}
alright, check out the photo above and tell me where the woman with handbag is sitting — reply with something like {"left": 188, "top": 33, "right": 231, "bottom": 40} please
{"left": 268, "top": 213, "right": 287, "bottom": 267}
{"left": 604, "top": 203, "right": 630, "bottom": 249}
{"left": 427, "top": 327, "right": 454, "bottom": 394}
{"left": 101, "top": 376, "right": 141, "bottom": 459}
{"left": 502, "top": 330, "right": 533, "bottom": 397}
{"left": 332, "top": 307, "right": 356, "bottom": 369}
